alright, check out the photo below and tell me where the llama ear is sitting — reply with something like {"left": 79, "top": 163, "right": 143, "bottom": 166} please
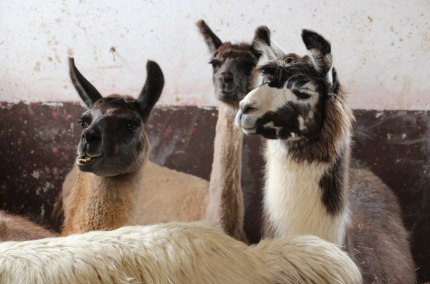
{"left": 251, "top": 26, "right": 286, "bottom": 61}
{"left": 68, "top": 57, "right": 103, "bottom": 108}
{"left": 137, "top": 60, "right": 164, "bottom": 123}
{"left": 253, "top": 26, "right": 271, "bottom": 47}
{"left": 301, "top": 29, "right": 332, "bottom": 75}
{"left": 196, "top": 19, "right": 223, "bottom": 53}
{"left": 251, "top": 26, "right": 273, "bottom": 59}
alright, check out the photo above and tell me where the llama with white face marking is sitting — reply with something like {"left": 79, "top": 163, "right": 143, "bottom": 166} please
{"left": 236, "top": 29, "right": 416, "bottom": 283}
{"left": 197, "top": 20, "right": 271, "bottom": 242}
{"left": 54, "top": 58, "right": 208, "bottom": 234}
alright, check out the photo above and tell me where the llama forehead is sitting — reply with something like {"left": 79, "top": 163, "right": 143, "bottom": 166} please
{"left": 245, "top": 82, "right": 318, "bottom": 111}
{"left": 92, "top": 96, "right": 141, "bottom": 117}
{"left": 214, "top": 43, "right": 257, "bottom": 61}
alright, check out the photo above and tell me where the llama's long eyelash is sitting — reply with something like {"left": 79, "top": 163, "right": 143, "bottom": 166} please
{"left": 293, "top": 89, "right": 312, "bottom": 100}
{"left": 123, "top": 118, "right": 141, "bottom": 132}
{"left": 77, "top": 116, "right": 91, "bottom": 128}
{"left": 209, "top": 59, "right": 221, "bottom": 67}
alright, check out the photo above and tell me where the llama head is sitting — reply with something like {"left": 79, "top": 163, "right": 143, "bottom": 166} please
{"left": 197, "top": 19, "right": 271, "bottom": 106}
{"left": 236, "top": 29, "right": 341, "bottom": 143}
{"left": 69, "top": 58, "right": 164, "bottom": 177}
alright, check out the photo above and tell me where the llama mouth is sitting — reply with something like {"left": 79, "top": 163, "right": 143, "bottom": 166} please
{"left": 76, "top": 154, "right": 101, "bottom": 165}
{"left": 241, "top": 126, "right": 257, "bottom": 135}
{"left": 236, "top": 112, "right": 257, "bottom": 134}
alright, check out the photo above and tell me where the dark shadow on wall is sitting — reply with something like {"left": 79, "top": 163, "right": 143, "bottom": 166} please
{"left": 0, "top": 102, "right": 428, "bottom": 282}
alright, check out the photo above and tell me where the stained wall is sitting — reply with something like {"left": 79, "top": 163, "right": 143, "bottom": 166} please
{"left": 1, "top": 1, "right": 429, "bottom": 282}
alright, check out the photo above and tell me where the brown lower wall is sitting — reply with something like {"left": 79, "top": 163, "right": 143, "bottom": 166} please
{"left": 0, "top": 102, "right": 429, "bottom": 282}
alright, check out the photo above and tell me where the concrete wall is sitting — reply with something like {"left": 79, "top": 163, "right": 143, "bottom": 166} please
{"left": 1, "top": 0, "right": 429, "bottom": 109}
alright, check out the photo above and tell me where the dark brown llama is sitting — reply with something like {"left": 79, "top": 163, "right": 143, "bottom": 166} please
{"left": 236, "top": 29, "right": 416, "bottom": 283}
{"left": 56, "top": 58, "right": 208, "bottom": 235}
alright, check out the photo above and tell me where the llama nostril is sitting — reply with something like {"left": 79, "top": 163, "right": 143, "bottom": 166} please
{"left": 242, "top": 105, "right": 257, "bottom": 114}
{"left": 220, "top": 72, "right": 233, "bottom": 84}
{"left": 83, "top": 128, "right": 101, "bottom": 143}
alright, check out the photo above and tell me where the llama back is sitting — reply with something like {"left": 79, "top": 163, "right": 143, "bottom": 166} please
{"left": 0, "top": 211, "right": 55, "bottom": 241}
{"left": 254, "top": 236, "right": 362, "bottom": 283}
{"left": 0, "top": 222, "right": 361, "bottom": 284}
{"left": 346, "top": 167, "right": 416, "bottom": 283}
{"left": 134, "top": 160, "right": 208, "bottom": 224}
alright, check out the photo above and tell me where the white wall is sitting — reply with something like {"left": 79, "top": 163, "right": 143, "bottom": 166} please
{"left": 0, "top": 0, "right": 429, "bottom": 110}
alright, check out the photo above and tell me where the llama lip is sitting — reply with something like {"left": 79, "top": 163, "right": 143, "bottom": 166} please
{"left": 221, "top": 85, "right": 239, "bottom": 95}
{"left": 241, "top": 126, "right": 257, "bottom": 134}
{"left": 76, "top": 154, "right": 101, "bottom": 165}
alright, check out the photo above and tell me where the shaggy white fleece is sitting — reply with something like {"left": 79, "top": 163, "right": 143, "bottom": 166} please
{"left": 0, "top": 222, "right": 361, "bottom": 284}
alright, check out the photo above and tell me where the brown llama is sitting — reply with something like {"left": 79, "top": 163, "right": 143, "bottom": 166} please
{"left": 0, "top": 211, "right": 55, "bottom": 241}
{"left": 56, "top": 58, "right": 208, "bottom": 234}
{"left": 236, "top": 29, "right": 416, "bottom": 283}
{"left": 197, "top": 20, "right": 273, "bottom": 242}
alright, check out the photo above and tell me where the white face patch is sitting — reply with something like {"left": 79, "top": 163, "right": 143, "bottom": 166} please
{"left": 238, "top": 84, "right": 291, "bottom": 133}
{"left": 325, "top": 67, "right": 333, "bottom": 86}
{"left": 298, "top": 116, "right": 306, "bottom": 131}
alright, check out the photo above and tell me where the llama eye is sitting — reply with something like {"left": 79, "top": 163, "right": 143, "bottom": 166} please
{"left": 294, "top": 90, "right": 311, "bottom": 100}
{"left": 125, "top": 119, "right": 140, "bottom": 132}
{"left": 77, "top": 118, "right": 90, "bottom": 128}
{"left": 209, "top": 59, "right": 221, "bottom": 71}
{"left": 243, "top": 61, "right": 255, "bottom": 75}
{"left": 127, "top": 124, "right": 137, "bottom": 131}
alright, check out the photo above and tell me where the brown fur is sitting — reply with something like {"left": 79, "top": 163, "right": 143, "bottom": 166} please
{"left": 134, "top": 161, "right": 207, "bottom": 223}
{"left": 197, "top": 20, "right": 269, "bottom": 242}
{"left": 347, "top": 168, "right": 416, "bottom": 284}
{"left": 0, "top": 211, "right": 55, "bottom": 241}
{"left": 61, "top": 164, "right": 142, "bottom": 234}
{"left": 205, "top": 103, "right": 246, "bottom": 241}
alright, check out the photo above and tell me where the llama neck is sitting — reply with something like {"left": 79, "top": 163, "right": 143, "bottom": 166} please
{"left": 264, "top": 139, "right": 350, "bottom": 245}
{"left": 78, "top": 169, "right": 142, "bottom": 232}
{"left": 206, "top": 103, "right": 246, "bottom": 241}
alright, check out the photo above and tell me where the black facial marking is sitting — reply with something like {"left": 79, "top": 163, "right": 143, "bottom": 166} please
{"left": 319, "top": 155, "right": 345, "bottom": 215}
{"left": 254, "top": 103, "right": 301, "bottom": 140}
{"left": 259, "top": 61, "right": 319, "bottom": 90}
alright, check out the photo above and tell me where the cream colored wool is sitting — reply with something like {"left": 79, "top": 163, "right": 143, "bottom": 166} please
{"left": 0, "top": 222, "right": 361, "bottom": 284}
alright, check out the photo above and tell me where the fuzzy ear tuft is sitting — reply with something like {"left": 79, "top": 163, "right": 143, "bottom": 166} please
{"left": 196, "top": 19, "right": 223, "bottom": 53}
{"left": 251, "top": 26, "right": 287, "bottom": 62}
{"left": 68, "top": 57, "right": 103, "bottom": 108}
{"left": 253, "top": 26, "right": 271, "bottom": 47}
{"left": 137, "top": 60, "right": 164, "bottom": 123}
{"left": 251, "top": 25, "right": 277, "bottom": 61}
{"left": 301, "top": 29, "right": 332, "bottom": 75}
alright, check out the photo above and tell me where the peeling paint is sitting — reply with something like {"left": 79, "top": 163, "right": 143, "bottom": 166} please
{"left": 31, "top": 170, "right": 40, "bottom": 180}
